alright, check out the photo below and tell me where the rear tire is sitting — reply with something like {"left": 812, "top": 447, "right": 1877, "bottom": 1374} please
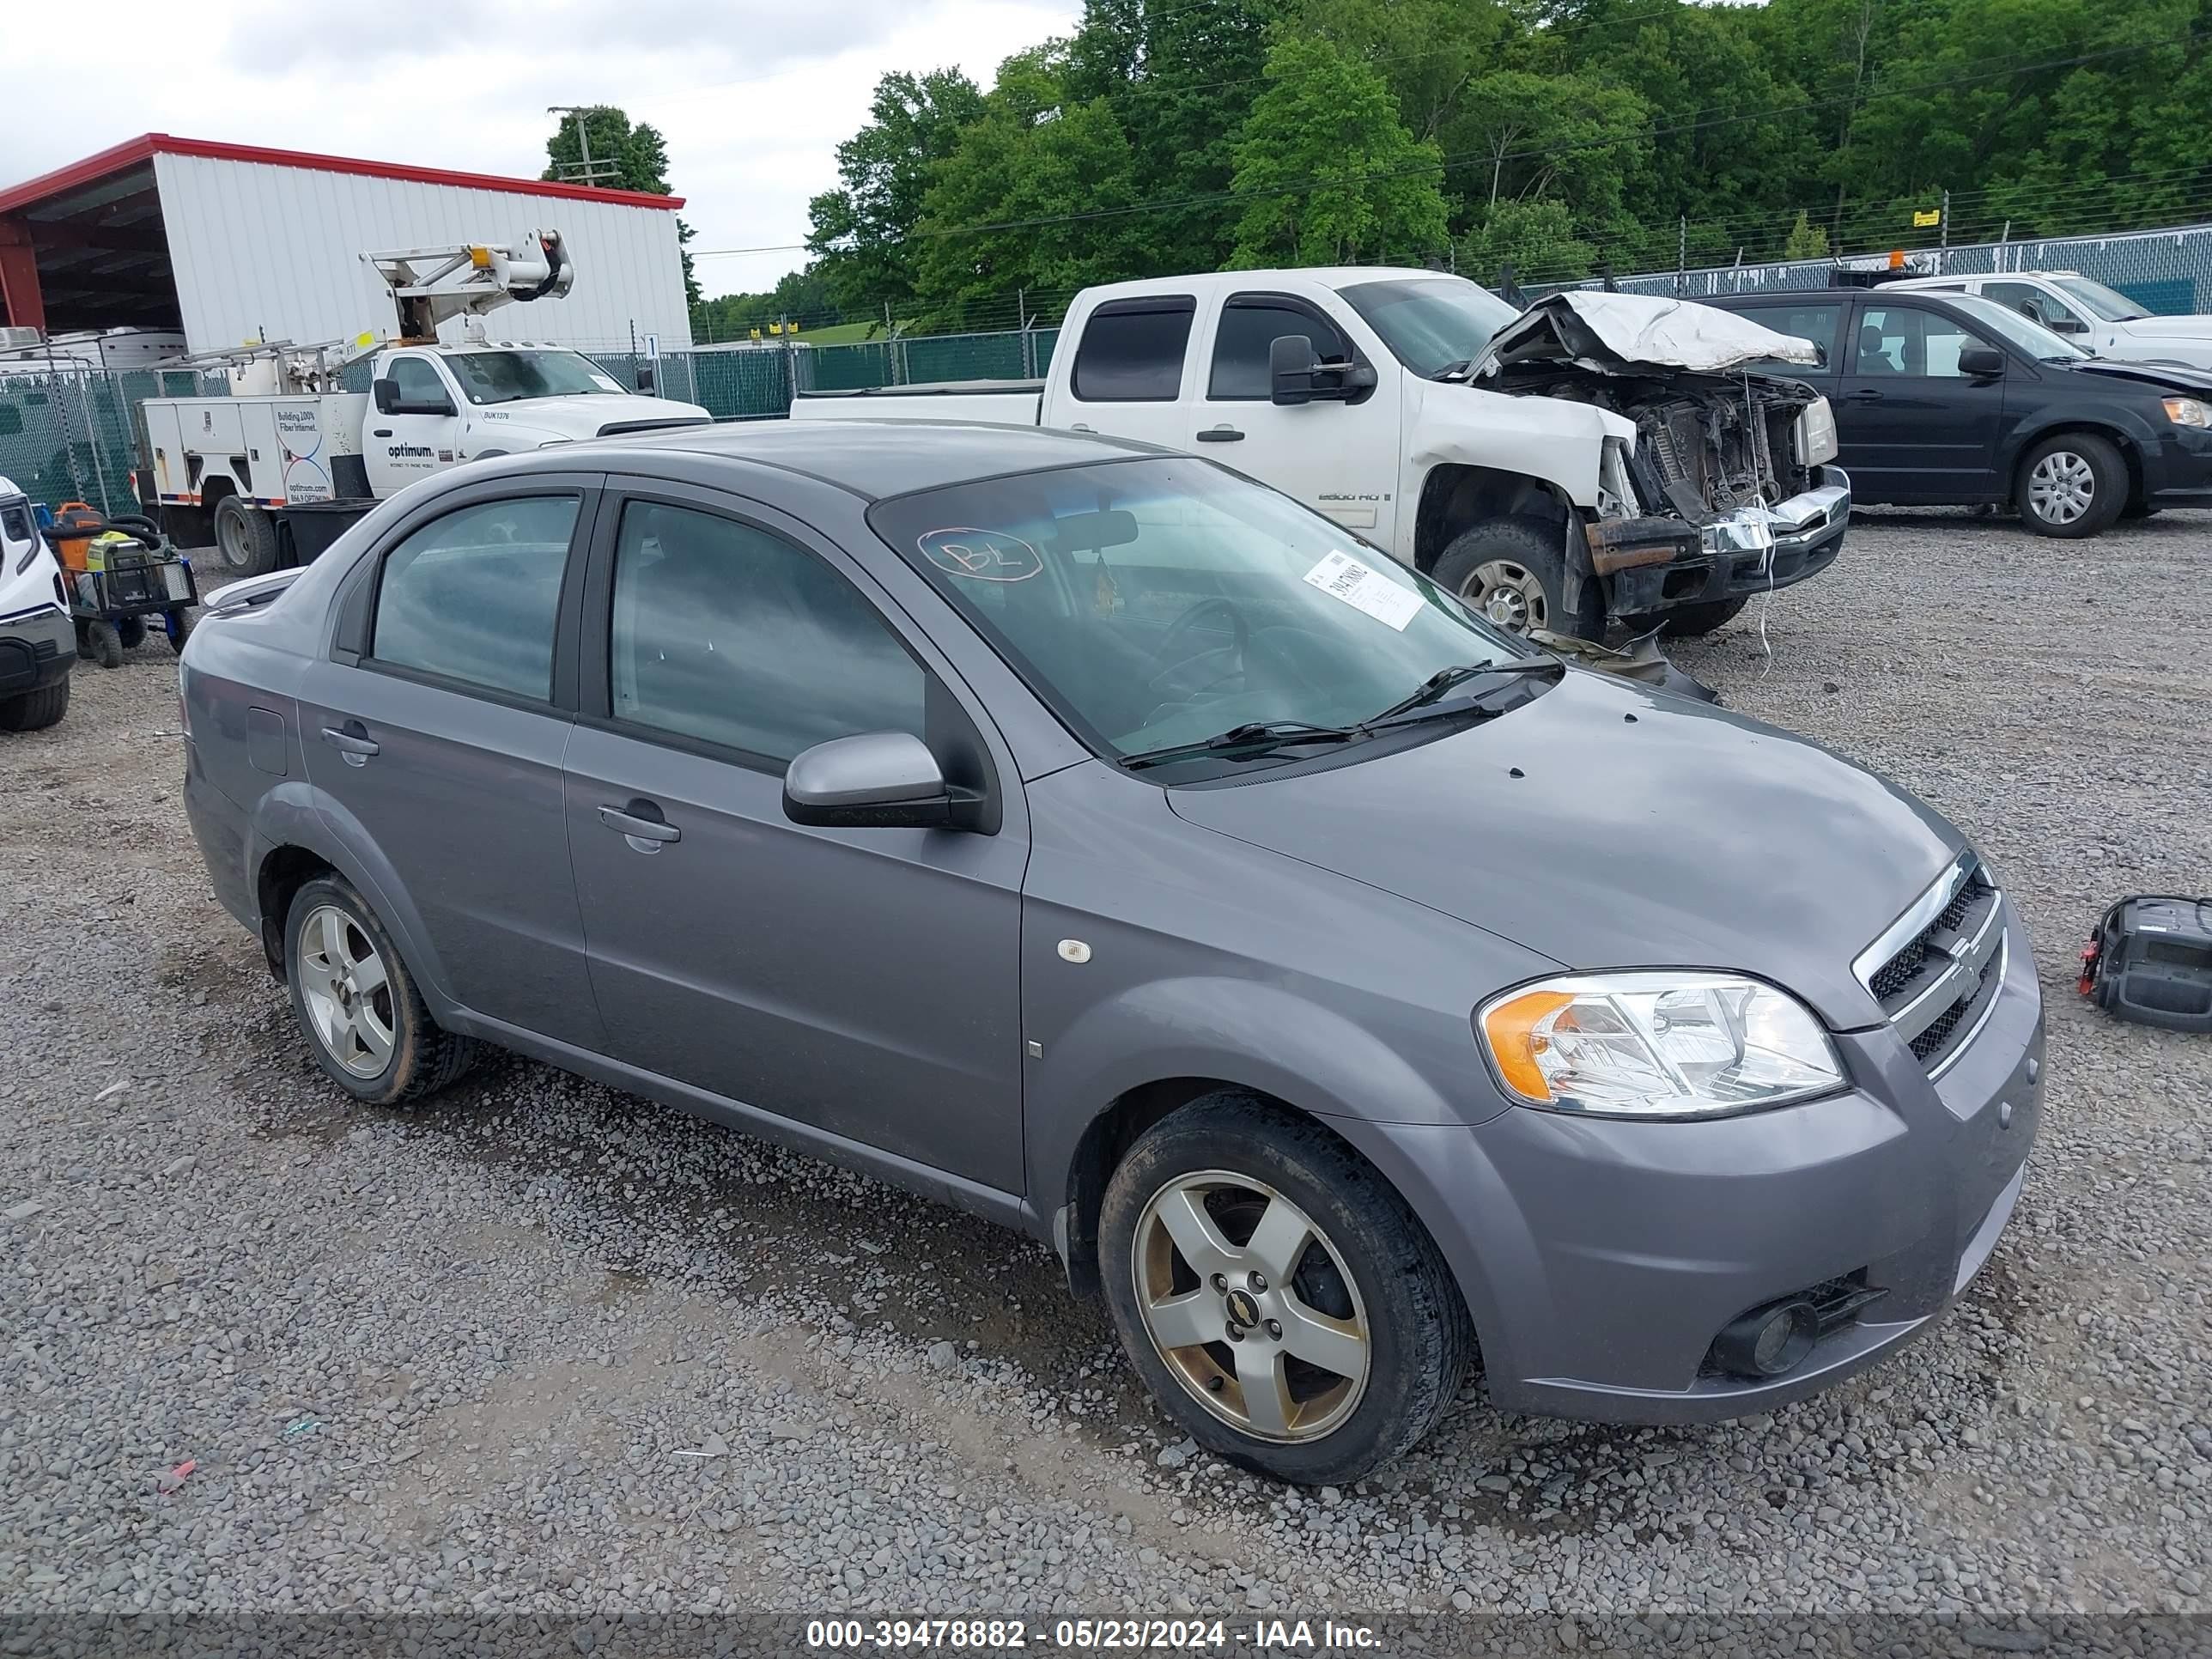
{"left": 213, "top": 494, "right": 281, "bottom": 575}
{"left": 283, "top": 876, "right": 478, "bottom": 1108}
{"left": 1431, "top": 517, "right": 1604, "bottom": 641}
{"left": 0, "top": 678, "right": 70, "bottom": 732}
{"left": 2018, "top": 433, "right": 2124, "bottom": 539}
{"left": 116, "top": 616, "right": 147, "bottom": 650}
{"left": 164, "top": 609, "right": 196, "bottom": 653}
{"left": 1097, "top": 1093, "right": 1473, "bottom": 1485}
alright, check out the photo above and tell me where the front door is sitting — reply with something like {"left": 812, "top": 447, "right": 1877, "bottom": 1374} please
{"left": 1187, "top": 293, "right": 1401, "bottom": 546}
{"left": 561, "top": 484, "right": 1029, "bottom": 1192}
{"left": 296, "top": 483, "right": 605, "bottom": 1047}
{"left": 1835, "top": 302, "right": 2008, "bottom": 501}
{"left": 367, "top": 353, "right": 463, "bottom": 490}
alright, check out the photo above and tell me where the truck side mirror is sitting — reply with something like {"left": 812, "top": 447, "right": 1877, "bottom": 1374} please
{"left": 373, "top": 380, "right": 398, "bottom": 414}
{"left": 1270, "top": 335, "right": 1319, "bottom": 405}
{"left": 2047, "top": 315, "right": 2087, "bottom": 335}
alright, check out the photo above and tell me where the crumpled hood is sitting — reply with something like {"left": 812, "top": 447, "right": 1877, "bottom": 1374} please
{"left": 1165, "top": 671, "right": 1965, "bottom": 1028}
{"left": 1476, "top": 291, "right": 1822, "bottom": 380}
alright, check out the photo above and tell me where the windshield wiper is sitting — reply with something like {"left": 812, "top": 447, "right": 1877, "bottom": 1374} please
{"left": 1431, "top": 358, "right": 1476, "bottom": 381}
{"left": 1120, "top": 720, "right": 1362, "bottom": 771}
{"left": 1362, "top": 657, "right": 1562, "bottom": 727}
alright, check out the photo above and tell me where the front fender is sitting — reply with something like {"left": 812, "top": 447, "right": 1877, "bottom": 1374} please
{"left": 2004, "top": 405, "right": 2163, "bottom": 471}
{"left": 246, "top": 781, "right": 461, "bottom": 1019}
{"left": 1409, "top": 383, "right": 1635, "bottom": 508}
{"left": 1024, "top": 975, "right": 1506, "bottom": 1221}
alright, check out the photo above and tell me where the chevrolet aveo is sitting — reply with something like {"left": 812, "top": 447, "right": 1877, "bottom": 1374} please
{"left": 181, "top": 422, "right": 2042, "bottom": 1484}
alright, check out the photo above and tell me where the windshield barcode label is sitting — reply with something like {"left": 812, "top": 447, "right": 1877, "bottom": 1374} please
{"left": 1302, "top": 550, "right": 1424, "bottom": 631}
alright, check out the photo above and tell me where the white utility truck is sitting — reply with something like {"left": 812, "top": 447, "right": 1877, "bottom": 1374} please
{"left": 138, "top": 231, "right": 711, "bottom": 575}
{"left": 795, "top": 270, "right": 1850, "bottom": 638}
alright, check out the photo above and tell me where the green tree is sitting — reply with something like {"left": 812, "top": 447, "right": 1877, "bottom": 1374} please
{"left": 1224, "top": 36, "right": 1450, "bottom": 268}
{"left": 805, "top": 70, "right": 989, "bottom": 314}
{"left": 910, "top": 50, "right": 1150, "bottom": 323}
{"left": 692, "top": 265, "right": 842, "bottom": 341}
{"left": 1782, "top": 209, "right": 1831, "bottom": 260}
{"left": 1460, "top": 198, "right": 1597, "bottom": 289}
{"left": 543, "top": 106, "right": 698, "bottom": 307}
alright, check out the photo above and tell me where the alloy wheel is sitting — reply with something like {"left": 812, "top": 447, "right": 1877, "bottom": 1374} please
{"left": 2028, "top": 450, "right": 2095, "bottom": 526}
{"left": 1462, "top": 559, "right": 1547, "bottom": 632}
{"left": 1131, "top": 1170, "right": 1370, "bottom": 1443}
{"left": 297, "top": 904, "right": 396, "bottom": 1079}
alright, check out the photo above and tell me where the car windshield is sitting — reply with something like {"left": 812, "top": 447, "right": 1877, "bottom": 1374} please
{"left": 441, "top": 349, "right": 628, "bottom": 405}
{"left": 1340, "top": 277, "right": 1519, "bottom": 378}
{"left": 2053, "top": 276, "right": 2149, "bottom": 322}
{"left": 869, "top": 457, "right": 1533, "bottom": 775}
{"left": 1946, "top": 295, "right": 2092, "bottom": 361}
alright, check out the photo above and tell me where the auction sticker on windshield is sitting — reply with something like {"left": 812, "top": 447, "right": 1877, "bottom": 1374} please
{"left": 919, "top": 527, "right": 1044, "bottom": 583}
{"left": 1303, "top": 550, "right": 1423, "bottom": 630}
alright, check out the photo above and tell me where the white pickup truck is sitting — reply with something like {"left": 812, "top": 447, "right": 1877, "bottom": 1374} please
{"left": 140, "top": 341, "right": 712, "bottom": 576}
{"left": 795, "top": 269, "right": 1850, "bottom": 637}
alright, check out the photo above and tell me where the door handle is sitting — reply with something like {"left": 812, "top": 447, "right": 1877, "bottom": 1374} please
{"left": 320, "top": 722, "right": 379, "bottom": 764}
{"left": 1196, "top": 426, "right": 1245, "bottom": 442}
{"left": 1844, "top": 388, "right": 1886, "bottom": 404}
{"left": 598, "top": 800, "right": 681, "bottom": 845}
{"left": 372, "top": 428, "right": 393, "bottom": 438}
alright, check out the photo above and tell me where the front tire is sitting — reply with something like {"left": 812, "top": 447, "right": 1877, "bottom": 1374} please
{"left": 1098, "top": 1094, "right": 1473, "bottom": 1485}
{"left": 284, "top": 876, "right": 478, "bottom": 1107}
{"left": 0, "top": 678, "right": 70, "bottom": 732}
{"left": 213, "top": 494, "right": 281, "bottom": 575}
{"left": 83, "top": 619, "right": 124, "bottom": 669}
{"left": 1431, "top": 517, "right": 1603, "bottom": 641}
{"left": 2018, "top": 433, "right": 2124, "bottom": 539}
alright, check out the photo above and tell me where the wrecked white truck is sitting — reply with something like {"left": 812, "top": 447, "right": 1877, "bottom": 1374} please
{"left": 793, "top": 270, "right": 1850, "bottom": 639}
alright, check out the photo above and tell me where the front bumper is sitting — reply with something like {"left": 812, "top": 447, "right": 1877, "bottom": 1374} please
{"left": 1356, "top": 899, "right": 2041, "bottom": 1425}
{"left": 2140, "top": 426, "right": 2212, "bottom": 506}
{"left": 1595, "top": 465, "right": 1852, "bottom": 617}
{"left": 0, "top": 605, "right": 76, "bottom": 696}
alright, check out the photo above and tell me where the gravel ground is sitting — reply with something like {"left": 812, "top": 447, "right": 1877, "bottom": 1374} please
{"left": 3, "top": 510, "right": 2209, "bottom": 1651}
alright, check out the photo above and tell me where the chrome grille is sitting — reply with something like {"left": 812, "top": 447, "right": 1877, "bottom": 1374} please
{"left": 1854, "top": 854, "right": 2005, "bottom": 1076}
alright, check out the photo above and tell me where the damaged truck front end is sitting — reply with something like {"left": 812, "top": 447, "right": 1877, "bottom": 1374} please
{"left": 1479, "top": 292, "right": 1850, "bottom": 635}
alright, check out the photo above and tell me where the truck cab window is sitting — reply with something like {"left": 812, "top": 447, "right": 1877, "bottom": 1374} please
{"left": 1072, "top": 298, "right": 1196, "bottom": 402}
{"left": 1208, "top": 301, "right": 1352, "bottom": 400}
{"left": 388, "top": 357, "right": 448, "bottom": 404}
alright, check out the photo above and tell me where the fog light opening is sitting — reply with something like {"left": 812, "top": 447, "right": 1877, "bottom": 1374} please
{"left": 1713, "top": 1298, "right": 1820, "bottom": 1379}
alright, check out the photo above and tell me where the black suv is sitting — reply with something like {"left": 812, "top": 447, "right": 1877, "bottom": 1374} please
{"left": 1709, "top": 286, "right": 2212, "bottom": 538}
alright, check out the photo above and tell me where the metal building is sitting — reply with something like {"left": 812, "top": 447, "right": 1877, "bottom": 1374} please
{"left": 0, "top": 133, "right": 693, "bottom": 355}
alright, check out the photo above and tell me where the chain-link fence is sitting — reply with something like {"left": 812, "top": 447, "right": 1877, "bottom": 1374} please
{"left": 0, "top": 362, "right": 227, "bottom": 519}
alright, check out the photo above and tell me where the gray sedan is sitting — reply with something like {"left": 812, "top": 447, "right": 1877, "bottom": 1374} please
{"left": 181, "top": 422, "right": 2042, "bottom": 1484}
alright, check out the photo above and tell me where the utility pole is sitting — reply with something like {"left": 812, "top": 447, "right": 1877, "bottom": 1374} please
{"left": 547, "top": 106, "right": 623, "bottom": 187}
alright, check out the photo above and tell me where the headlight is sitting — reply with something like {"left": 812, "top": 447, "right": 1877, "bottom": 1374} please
{"left": 2162, "top": 396, "right": 2211, "bottom": 428}
{"left": 1477, "top": 971, "right": 1844, "bottom": 1119}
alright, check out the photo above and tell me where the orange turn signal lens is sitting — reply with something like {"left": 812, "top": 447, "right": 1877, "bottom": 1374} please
{"left": 1480, "top": 989, "right": 1576, "bottom": 1101}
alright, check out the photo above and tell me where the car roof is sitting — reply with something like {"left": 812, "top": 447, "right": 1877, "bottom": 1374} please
{"left": 547, "top": 418, "right": 1169, "bottom": 501}
{"left": 1711, "top": 287, "right": 1968, "bottom": 304}
{"left": 1073, "top": 266, "right": 1463, "bottom": 303}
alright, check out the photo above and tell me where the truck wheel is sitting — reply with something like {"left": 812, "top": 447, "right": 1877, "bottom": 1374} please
{"left": 1431, "top": 518, "right": 1603, "bottom": 641}
{"left": 0, "top": 678, "right": 70, "bottom": 732}
{"left": 84, "top": 619, "right": 125, "bottom": 669}
{"left": 285, "top": 876, "right": 479, "bottom": 1107}
{"left": 116, "top": 617, "right": 147, "bottom": 650}
{"left": 1625, "top": 596, "right": 1749, "bottom": 638}
{"left": 1097, "top": 1093, "right": 1474, "bottom": 1486}
{"left": 2018, "top": 433, "right": 2124, "bottom": 539}
{"left": 213, "top": 495, "right": 281, "bottom": 575}
{"left": 164, "top": 609, "right": 197, "bottom": 653}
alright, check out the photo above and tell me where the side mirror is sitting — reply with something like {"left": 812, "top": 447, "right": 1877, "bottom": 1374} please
{"left": 372, "top": 379, "right": 398, "bottom": 413}
{"left": 1959, "top": 345, "right": 2006, "bottom": 378}
{"left": 1270, "top": 334, "right": 1319, "bottom": 405}
{"left": 2048, "top": 315, "right": 2087, "bottom": 335}
{"left": 784, "top": 731, "right": 961, "bottom": 830}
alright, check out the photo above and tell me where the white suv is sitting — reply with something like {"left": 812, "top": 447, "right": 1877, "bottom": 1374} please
{"left": 0, "top": 477, "right": 75, "bottom": 732}
{"left": 1889, "top": 270, "right": 2212, "bottom": 369}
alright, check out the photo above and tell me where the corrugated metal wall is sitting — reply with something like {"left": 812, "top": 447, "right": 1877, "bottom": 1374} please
{"left": 152, "top": 153, "right": 693, "bottom": 356}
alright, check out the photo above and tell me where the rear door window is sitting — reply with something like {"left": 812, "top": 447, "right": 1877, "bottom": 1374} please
{"left": 370, "top": 495, "right": 579, "bottom": 700}
{"left": 1072, "top": 297, "right": 1196, "bottom": 402}
{"left": 1735, "top": 303, "right": 1843, "bottom": 374}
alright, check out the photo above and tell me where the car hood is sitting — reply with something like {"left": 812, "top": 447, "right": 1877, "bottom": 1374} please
{"left": 1164, "top": 671, "right": 1965, "bottom": 1029}
{"left": 2115, "top": 314, "right": 2212, "bottom": 341}
{"left": 492, "top": 394, "right": 714, "bottom": 437}
{"left": 2068, "top": 356, "right": 2212, "bottom": 394}
{"left": 1474, "top": 290, "right": 1822, "bottom": 380}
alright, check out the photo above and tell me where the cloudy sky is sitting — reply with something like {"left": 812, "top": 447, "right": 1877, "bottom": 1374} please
{"left": 5, "top": 0, "right": 1083, "bottom": 300}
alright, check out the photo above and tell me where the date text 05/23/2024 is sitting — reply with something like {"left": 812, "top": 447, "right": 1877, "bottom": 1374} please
{"left": 805, "top": 1618, "right": 1381, "bottom": 1650}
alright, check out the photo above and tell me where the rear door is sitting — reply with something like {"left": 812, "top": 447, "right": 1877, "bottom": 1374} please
{"left": 1833, "top": 301, "right": 2008, "bottom": 502}
{"left": 297, "top": 476, "right": 605, "bottom": 1048}
{"left": 559, "top": 480, "right": 1029, "bottom": 1191}
{"left": 1185, "top": 291, "right": 1402, "bottom": 544}
{"left": 1052, "top": 294, "right": 1200, "bottom": 450}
